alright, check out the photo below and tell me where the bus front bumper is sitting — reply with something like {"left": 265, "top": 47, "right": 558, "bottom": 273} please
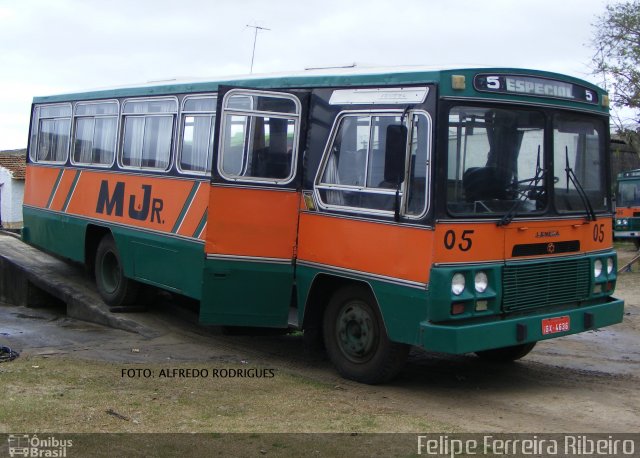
{"left": 614, "top": 230, "right": 640, "bottom": 238}
{"left": 418, "top": 298, "right": 624, "bottom": 354}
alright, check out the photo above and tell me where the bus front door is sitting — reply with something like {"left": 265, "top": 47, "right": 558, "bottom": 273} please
{"left": 200, "top": 87, "right": 308, "bottom": 328}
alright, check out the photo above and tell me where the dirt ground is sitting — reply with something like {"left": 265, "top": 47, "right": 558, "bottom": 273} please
{"left": 1, "top": 243, "right": 639, "bottom": 434}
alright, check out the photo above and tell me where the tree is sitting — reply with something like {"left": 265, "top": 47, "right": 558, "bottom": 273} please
{"left": 592, "top": 0, "right": 640, "bottom": 140}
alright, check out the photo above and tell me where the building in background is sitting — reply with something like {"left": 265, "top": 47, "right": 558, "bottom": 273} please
{"left": 0, "top": 149, "right": 26, "bottom": 229}
{"left": 611, "top": 136, "right": 640, "bottom": 184}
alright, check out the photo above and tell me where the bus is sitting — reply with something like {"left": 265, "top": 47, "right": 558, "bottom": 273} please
{"left": 614, "top": 169, "right": 640, "bottom": 248}
{"left": 23, "top": 66, "right": 624, "bottom": 384}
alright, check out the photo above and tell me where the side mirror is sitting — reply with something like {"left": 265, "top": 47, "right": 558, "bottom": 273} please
{"left": 384, "top": 124, "right": 408, "bottom": 185}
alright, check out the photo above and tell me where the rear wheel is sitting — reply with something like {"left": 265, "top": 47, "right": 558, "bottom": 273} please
{"left": 475, "top": 342, "right": 536, "bottom": 362}
{"left": 323, "top": 285, "right": 409, "bottom": 384}
{"left": 95, "top": 235, "right": 138, "bottom": 307}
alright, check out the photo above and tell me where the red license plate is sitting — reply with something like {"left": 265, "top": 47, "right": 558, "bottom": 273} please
{"left": 541, "top": 316, "right": 570, "bottom": 335}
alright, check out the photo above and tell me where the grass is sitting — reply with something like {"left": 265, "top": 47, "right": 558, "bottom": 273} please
{"left": 0, "top": 355, "right": 445, "bottom": 456}
{"left": 0, "top": 355, "right": 442, "bottom": 435}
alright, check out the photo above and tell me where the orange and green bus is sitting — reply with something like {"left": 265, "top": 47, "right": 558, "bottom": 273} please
{"left": 23, "top": 67, "right": 624, "bottom": 383}
{"left": 614, "top": 169, "right": 640, "bottom": 248}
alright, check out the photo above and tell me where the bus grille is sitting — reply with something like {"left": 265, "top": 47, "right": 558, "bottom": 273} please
{"left": 502, "top": 258, "right": 591, "bottom": 312}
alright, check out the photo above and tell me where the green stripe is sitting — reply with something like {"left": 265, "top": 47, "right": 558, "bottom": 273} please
{"left": 171, "top": 182, "right": 200, "bottom": 233}
{"left": 46, "top": 169, "right": 65, "bottom": 209}
{"left": 193, "top": 208, "right": 208, "bottom": 238}
{"left": 61, "top": 170, "right": 81, "bottom": 212}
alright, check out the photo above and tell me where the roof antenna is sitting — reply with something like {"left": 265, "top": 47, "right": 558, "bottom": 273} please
{"left": 246, "top": 24, "right": 271, "bottom": 74}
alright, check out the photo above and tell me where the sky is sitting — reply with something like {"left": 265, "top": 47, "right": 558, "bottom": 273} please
{"left": 0, "top": 0, "right": 616, "bottom": 150}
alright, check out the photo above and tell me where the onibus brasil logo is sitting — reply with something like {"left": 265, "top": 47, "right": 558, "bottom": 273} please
{"left": 7, "top": 435, "right": 73, "bottom": 457}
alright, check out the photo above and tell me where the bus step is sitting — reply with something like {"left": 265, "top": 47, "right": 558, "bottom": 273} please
{"left": 288, "top": 307, "right": 299, "bottom": 328}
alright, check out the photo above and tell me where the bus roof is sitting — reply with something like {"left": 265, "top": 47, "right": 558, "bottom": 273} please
{"left": 618, "top": 169, "right": 640, "bottom": 179}
{"left": 32, "top": 65, "right": 609, "bottom": 113}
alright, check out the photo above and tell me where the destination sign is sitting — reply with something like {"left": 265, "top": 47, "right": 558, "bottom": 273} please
{"left": 474, "top": 74, "right": 599, "bottom": 104}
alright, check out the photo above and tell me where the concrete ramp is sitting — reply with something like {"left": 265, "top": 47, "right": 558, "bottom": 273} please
{"left": 0, "top": 232, "right": 157, "bottom": 337}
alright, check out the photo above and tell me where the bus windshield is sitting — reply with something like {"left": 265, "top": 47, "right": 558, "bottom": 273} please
{"left": 447, "top": 106, "right": 546, "bottom": 216}
{"left": 618, "top": 180, "right": 640, "bottom": 207}
{"left": 446, "top": 106, "right": 608, "bottom": 217}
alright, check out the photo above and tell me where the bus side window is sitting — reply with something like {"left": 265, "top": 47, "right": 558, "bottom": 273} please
{"left": 72, "top": 101, "right": 118, "bottom": 167}
{"left": 31, "top": 104, "right": 72, "bottom": 164}
{"left": 179, "top": 96, "right": 216, "bottom": 175}
{"left": 219, "top": 93, "right": 300, "bottom": 183}
{"left": 317, "top": 112, "right": 430, "bottom": 217}
{"left": 121, "top": 98, "right": 177, "bottom": 171}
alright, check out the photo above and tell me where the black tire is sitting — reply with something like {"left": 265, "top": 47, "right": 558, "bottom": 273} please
{"left": 323, "top": 285, "right": 409, "bottom": 384}
{"left": 94, "top": 234, "right": 139, "bottom": 307}
{"left": 475, "top": 342, "right": 536, "bottom": 362}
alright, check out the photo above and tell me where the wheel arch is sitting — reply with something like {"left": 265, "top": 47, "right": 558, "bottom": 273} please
{"left": 301, "top": 273, "right": 383, "bottom": 332}
{"left": 300, "top": 270, "right": 427, "bottom": 346}
{"left": 84, "top": 224, "right": 113, "bottom": 274}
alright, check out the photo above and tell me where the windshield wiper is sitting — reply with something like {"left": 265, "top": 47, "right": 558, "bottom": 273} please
{"left": 497, "top": 146, "right": 544, "bottom": 227}
{"left": 564, "top": 146, "right": 597, "bottom": 221}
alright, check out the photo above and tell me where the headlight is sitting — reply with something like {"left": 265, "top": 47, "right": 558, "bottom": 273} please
{"left": 451, "top": 273, "right": 465, "bottom": 295}
{"left": 594, "top": 259, "right": 603, "bottom": 278}
{"left": 474, "top": 271, "right": 488, "bottom": 293}
{"left": 622, "top": 219, "right": 629, "bottom": 225}
{"left": 607, "top": 257, "right": 614, "bottom": 274}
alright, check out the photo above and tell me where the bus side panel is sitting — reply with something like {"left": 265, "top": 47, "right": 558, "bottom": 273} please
{"left": 200, "top": 186, "right": 299, "bottom": 328}
{"left": 204, "top": 186, "right": 299, "bottom": 259}
{"left": 22, "top": 205, "right": 86, "bottom": 263}
{"left": 23, "top": 207, "right": 205, "bottom": 299}
{"left": 296, "top": 212, "right": 433, "bottom": 343}
{"left": 200, "top": 258, "right": 291, "bottom": 327}
{"left": 23, "top": 165, "right": 209, "bottom": 298}
{"left": 113, "top": 227, "right": 205, "bottom": 299}
{"left": 23, "top": 165, "right": 85, "bottom": 261}
{"left": 23, "top": 165, "right": 63, "bottom": 209}
{"left": 297, "top": 212, "right": 433, "bottom": 284}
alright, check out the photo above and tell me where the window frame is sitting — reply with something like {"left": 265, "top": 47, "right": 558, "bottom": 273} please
{"left": 217, "top": 89, "right": 301, "bottom": 185}
{"left": 70, "top": 100, "right": 119, "bottom": 168}
{"left": 119, "top": 96, "right": 178, "bottom": 173}
{"left": 403, "top": 110, "right": 433, "bottom": 219}
{"left": 30, "top": 103, "right": 72, "bottom": 164}
{"left": 314, "top": 109, "right": 432, "bottom": 219}
{"left": 177, "top": 94, "right": 217, "bottom": 176}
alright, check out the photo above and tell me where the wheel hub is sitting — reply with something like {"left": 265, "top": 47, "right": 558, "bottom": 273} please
{"left": 337, "top": 303, "right": 376, "bottom": 362}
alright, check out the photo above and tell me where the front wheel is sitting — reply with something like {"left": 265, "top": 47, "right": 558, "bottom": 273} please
{"left": 95, "top": 234, "right": 139, "bottom": 307}
{"left": 323, "top": 285, "right": 409, "bottom": 384}
{"left": 475, "top": 342, "right": 536, "bottom": 362}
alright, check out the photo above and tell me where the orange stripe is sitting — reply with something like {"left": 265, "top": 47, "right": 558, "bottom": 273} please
{"left": 177, "top": 183, "right": 210, "bottom": 238}
{"left": 616, "top": 207, "right": 638, "bottom": 218}
{"left": 432, "top": 219, "right": 613, "bottom": 263}
{"left": 49, "top": 170, "right": 78, "bottom": 211}
{"left": 297, "top": 213, "right": 433, "bottom": 284}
